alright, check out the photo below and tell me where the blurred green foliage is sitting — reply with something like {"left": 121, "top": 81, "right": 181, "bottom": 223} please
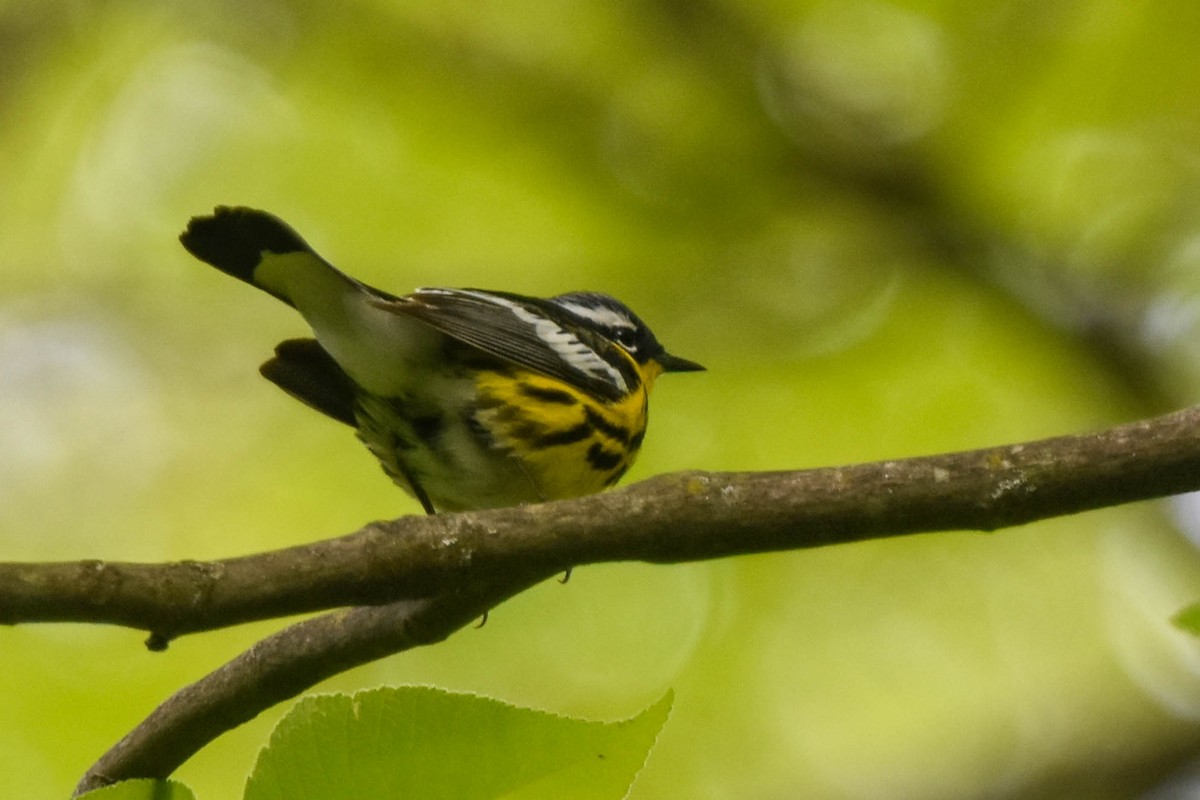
{"left": 4, "top": 0, "right": 1200, "bottom": 798}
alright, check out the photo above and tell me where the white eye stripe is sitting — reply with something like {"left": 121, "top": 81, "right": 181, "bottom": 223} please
{"left": 554, "top": 301, "right": 636, "bottom": 334}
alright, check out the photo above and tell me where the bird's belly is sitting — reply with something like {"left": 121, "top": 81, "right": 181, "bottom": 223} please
{"left": 352, "top": 390, "right": 534, "bottom": 512}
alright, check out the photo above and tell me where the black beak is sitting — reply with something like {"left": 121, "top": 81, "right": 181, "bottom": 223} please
{"left": 657, "top": 352, "right": 706, "bottom": 373}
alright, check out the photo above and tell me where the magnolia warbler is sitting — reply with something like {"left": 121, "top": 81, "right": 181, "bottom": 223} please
{"left": 180, "top": 206, "right": 703, "bottom": 514}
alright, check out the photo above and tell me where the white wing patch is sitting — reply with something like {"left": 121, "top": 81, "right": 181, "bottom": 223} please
{"left": 420, "top": 289, "right": 629, "bottom": 394}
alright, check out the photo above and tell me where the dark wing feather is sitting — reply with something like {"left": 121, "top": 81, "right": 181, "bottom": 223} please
{"left": 372, "top": 288, "right": 635, "bottom": 401}
{"left": 259, "top": 338, "right": 359, "bottom": 427}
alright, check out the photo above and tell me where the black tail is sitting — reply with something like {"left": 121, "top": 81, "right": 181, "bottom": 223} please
{"left": 260, "top": 338, "right": 358, "bottom": 427}
{"left": 180, "top": 207, "right": 313, "bottom": 304}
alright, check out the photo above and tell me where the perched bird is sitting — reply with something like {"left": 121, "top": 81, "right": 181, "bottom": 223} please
{"left": 180, "top": 206, "right": 703, "bottom": 514}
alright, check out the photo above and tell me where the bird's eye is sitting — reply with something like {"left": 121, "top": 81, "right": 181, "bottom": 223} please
{"left": 611, "top": 327, "right": 638, "bottom": 350}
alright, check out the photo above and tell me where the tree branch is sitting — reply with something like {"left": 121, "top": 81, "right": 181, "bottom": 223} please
{"left": 8, "top": 406, "right": 1200, "bottom": 646}
{"left": 56, "top": 405, "right": 1200, "bottom": 793}
{"left": 73, "top": 573, "right": 545, "bottom": 796}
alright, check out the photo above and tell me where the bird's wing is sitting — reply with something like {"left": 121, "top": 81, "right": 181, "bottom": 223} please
{"left": 376, "top": 288, "right": 634, "bottom": 401}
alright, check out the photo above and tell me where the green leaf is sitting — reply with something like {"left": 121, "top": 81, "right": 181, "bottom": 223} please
{"left": 245, "top": 686, "right": 673, "bottom": 800}
{"left": 1172, "top": 602, "right": 1200, "bottom": 635}
{"left": 77, "top": 779, "right": 196, "bottom": 800}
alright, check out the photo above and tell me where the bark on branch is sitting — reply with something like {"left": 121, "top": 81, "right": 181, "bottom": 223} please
{"left": 8, "top": 406, "right": 1200, "bottom": 644}
{"left": 13, "top": 405, "right": 1200, "bottom": 794}
{"left": 74, "top": 576, "right": 543, "bottom": 795}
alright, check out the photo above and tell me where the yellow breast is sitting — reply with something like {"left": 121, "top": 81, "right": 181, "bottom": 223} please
{"left": 471, "top": 367, "right": 651, "bottom": 501}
